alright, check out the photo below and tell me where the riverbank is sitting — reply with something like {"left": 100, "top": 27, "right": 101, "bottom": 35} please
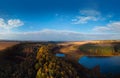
{"left": 61, "top": 53, "right": 120, "bottom": 63}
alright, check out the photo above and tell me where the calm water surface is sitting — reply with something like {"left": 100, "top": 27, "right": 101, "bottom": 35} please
{"left": 56, "top": 53, "right": 65, "bottom": 57}
{"left": 79, "top": 56, "right": 120, "bottom": 74}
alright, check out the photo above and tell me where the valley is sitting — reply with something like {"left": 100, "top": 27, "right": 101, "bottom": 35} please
{"left": 0, "top": 40, "right": 120, "bottom": 78}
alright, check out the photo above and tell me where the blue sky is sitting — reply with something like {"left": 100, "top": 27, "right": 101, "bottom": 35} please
{"left": 0, "top": 0, "right": 120, "bottom": 41}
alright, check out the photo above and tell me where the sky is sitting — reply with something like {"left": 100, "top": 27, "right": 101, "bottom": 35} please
{"left": 0, "top": 0, "right": 120, "bottom": 41}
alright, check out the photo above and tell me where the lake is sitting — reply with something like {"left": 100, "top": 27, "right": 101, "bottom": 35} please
{"left": 79, "top": 56, "right": 120, "bottom": 74}
{"left": 56, "top": 53, "right": 65, "bottom": 57}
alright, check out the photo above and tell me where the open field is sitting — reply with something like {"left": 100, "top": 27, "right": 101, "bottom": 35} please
{"left": 58, "top": 40, "right": 120, "bottom": 53}
{"left": 58, "top": 40, "right": 120, "bottom": 46}
{"left": 0, "top": 42, "right": 20, "bottom": 51}
{"left": 58, "top": 41, "right": 102, "bottom": 54}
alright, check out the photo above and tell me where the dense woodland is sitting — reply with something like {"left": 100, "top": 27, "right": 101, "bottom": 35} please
{"left": 79, "top": 42, "right": 120, "bottom": 56}
{"left": 0, "top": 42, "right": 120, "bottom": 78}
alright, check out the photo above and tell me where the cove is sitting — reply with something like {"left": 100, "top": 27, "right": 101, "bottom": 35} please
{"left": 79, "top": 56, "right": 120, "bottom": 74}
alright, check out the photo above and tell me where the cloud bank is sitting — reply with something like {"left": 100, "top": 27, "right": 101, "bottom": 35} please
{"left": 0, "top": 29, "right": 120, "bottom": 41}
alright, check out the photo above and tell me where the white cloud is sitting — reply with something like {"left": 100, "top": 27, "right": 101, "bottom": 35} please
{"left": 8, "top": 19, "right": 24, "bottom": 28}
{"left": 72, "top": 16, "right": 98, "bottom": 24}
{"left": 72, "top": 9, "right": 101, "bottom": 24}
{"left": 0, "top": 18, "right": 24, "bottom": 32}
{"left": 93, "top": 21, "right": 120, "bottom": 33}
{"left": 0, "top": 29, "right": 120, "bottom": 41}
{"left": 0, "top": 18, "right": 6, "bottom": 29}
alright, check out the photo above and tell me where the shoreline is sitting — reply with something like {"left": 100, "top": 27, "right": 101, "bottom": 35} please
{"left": 83, "top": 54, "right": 120, "bottom": 56}
{"left": 62, "top": 53, "right": 120, "bottom": 62}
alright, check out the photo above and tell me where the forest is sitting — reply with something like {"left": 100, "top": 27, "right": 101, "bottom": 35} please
{"left": 79, "top": 42, "right": 120, "bottom": 56}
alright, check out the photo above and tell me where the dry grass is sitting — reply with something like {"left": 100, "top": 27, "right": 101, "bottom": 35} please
{"left": 58, "top": 40, "right": 120, "bottom": 46}
{"left": 0, "top": 42, "right": 19, "bottom": 51}
{"left": 58, "top": 41, "right": 102, "bottom": 46}
{"left": 58, "top": 41, "right": 100, "bottom": 53}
